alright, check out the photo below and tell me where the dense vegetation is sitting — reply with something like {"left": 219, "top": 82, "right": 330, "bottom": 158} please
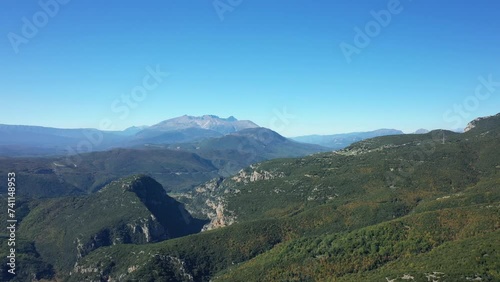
{"left": 215, "top": 203, "right": 500, "bottom": 281}
{"left": 1, "top": 175, "right": 206, "bottom": 277}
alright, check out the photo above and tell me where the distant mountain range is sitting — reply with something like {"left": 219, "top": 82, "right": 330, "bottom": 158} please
{"left": 0, "top": 124, "right": 129, "bottom": 157}
{"left": 0, "top": 118, "right": 329, "bottom": 197}
{"left": 0, "top": 115, "right": 259, "bottom": 157}
{"left": 292, "top": 129, "right": 404, "bottom": 149}
{"left": 0, "top": 115, "right": 407, "bottom": 157}
{"left": 0, "top": 115, "right": 471, "bottom": 160}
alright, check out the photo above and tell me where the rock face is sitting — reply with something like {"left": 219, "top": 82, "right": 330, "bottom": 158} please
{"left": 181, "top": 165, "right": 286, "bottom": 231}
{"left": 186, "top": 177, "right": 237, "bottom": 231}
{"left": 74, "top": 215, "right": 168, "bottom": 260}
{"left": 202, "top": 199, "right": 235, "bottom": 231}
{"left": 464, "top": 119, "right": 478, "bottom": 132}
{"left": 464, "top": 113, "right": 500, "bottom": 132}
{"left": 232, "top": 167, "right": 285, "bottom": 183}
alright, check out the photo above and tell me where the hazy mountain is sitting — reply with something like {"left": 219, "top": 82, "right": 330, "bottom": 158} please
{"left": 132, "top": 115, "right": 260, "bottom": 145}
{"left": 164, "top": 127, "right": 331, "bottom": 175}
{"left": 118, "top": 125, "right": 150, "bottom": 136}
{"left": 414, "top": 128, "right": 430, "bottom": 134}
{"left": 292, "top": 128, "right": 404, "bottom": 149}
{"left": 132, "top": 127, "right": 225, "bottom": 145}
{"left": 149, "top": 115, "right": 258, "bottom": 134}
{"left": 0, "top": 115, "right": 260, "bottom": 157}
{"left": 0, "top": 124, "right": 129, "bottom": 157}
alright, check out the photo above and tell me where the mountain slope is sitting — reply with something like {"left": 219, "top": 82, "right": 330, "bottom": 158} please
{"left": 133, "top": 127, "right": 224, "bottom": 144}
{"left": 0, "top": 148, "right": 219, "bottom": 198}
{"left": 186, "top": 127, "right": 490, "bottom": 226}
{"left": 215, "top": 204, "right": 500, "bottom": 281}
{"left": 12, "top": 175, "right": 206, "bottom": 273}
{"left": 66, "top": 172, "right": 500, "bottom": 282}
{"left": 179, "top": 127, "right": 331, "bottom": 175}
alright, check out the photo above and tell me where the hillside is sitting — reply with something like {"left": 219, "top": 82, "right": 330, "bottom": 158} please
{"left": 66, "top": 114, "right": 500, "bottom": 281}
{"left": 0, "top": 175, "right": 206, "bottom": 280}
{"left": 0, "top": 148, "right": 219, "bottom": 198}
{"left": 65, "top": 177, "right": 500, "bottom": 281}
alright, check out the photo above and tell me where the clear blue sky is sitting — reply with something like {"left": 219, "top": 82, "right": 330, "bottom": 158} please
{"left": 1, "top": 0, "right": 499, "bottom": 136}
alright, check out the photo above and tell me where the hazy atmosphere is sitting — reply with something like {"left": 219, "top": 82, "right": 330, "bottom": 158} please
{"left": 2, "top": 0, "right": 499, "bottom": 136}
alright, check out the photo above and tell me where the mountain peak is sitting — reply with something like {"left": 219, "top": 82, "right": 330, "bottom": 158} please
{"left": 414, "top": 128, "right": 430, "bottom": 134}
{"left": 226, "top": 115, "right": 237, "bottom": 122}
{"left": 149, "top": 115, "right": 259, "bottom": 134}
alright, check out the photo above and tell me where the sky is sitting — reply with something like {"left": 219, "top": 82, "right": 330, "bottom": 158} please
{"left": 1, "top": 0, "right": 499, "bottom": 137}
